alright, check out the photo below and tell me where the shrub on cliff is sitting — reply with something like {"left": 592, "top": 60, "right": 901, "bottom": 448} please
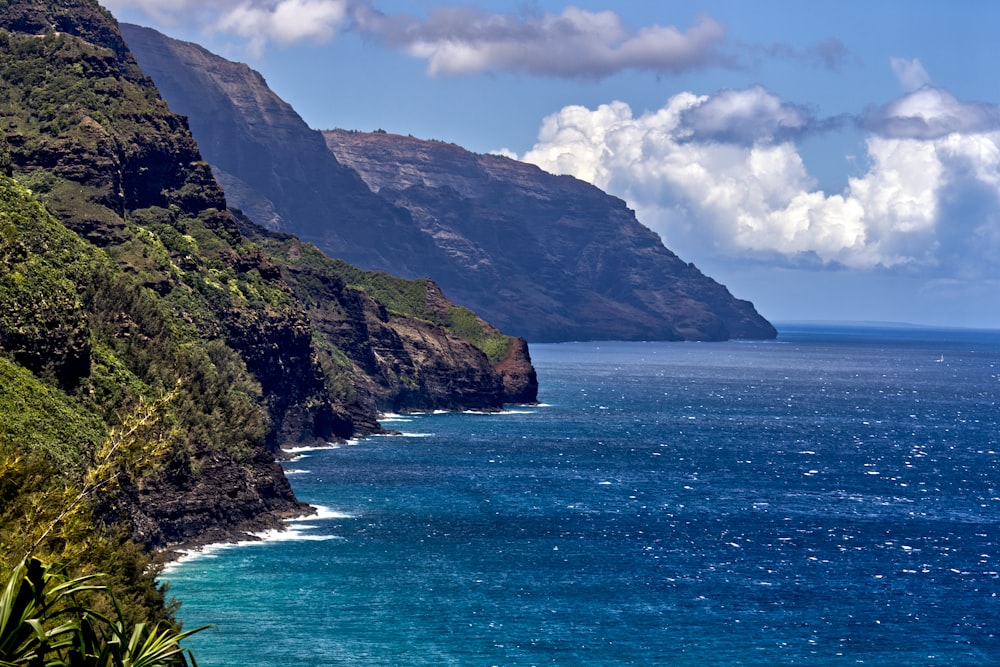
{"left": 0, "top": 364, "right": 182, "bottom": 631}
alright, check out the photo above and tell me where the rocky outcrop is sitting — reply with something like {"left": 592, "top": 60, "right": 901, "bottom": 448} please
{"left": 121, "top": 24, "right": 776, "bottom": 342}
{"left": 130, "top": 444, "right": 308, "bottom": 548}
{"left": 238, "top": 220, "right": 538, "bottom": 412}
{"left": 0, "top": 0, "right": 133, "bottom": 61}
{"left": 494, "top": 337, "right": 539, "bottom": 404}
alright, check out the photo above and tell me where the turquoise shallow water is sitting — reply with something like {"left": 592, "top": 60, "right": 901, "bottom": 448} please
{"left": 163, "top": 326, "right": 1000, "bottom": 665}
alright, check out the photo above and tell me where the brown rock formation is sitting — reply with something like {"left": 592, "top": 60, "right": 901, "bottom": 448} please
{"left": 325, "top": 131, "right": 778, "bottom": 342}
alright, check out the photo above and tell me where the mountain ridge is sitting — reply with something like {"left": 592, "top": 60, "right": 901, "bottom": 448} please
{"left": 121, "top": 24, "right": 777, "bottom": 343}
{"left": 325, "top": 129, "right": 778, "bottom": 342}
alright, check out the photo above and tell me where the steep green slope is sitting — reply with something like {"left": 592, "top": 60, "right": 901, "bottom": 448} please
{"left": 0, "top": 0, "right": 535, "bottom": 619}
{"left": 0, "top": 173, "right": 186, "bottom": 627}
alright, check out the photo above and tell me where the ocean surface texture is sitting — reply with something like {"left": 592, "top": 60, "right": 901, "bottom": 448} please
{"left": 164, "top": 326, "right": 1000, "bottom": 665}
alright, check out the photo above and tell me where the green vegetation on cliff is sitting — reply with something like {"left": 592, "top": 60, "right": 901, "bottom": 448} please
{"left": 0, "top": 0, "right": 535, "bottom": 644}
{"left": 249, "top": 230, "right": 516, "bottom": 364}
{"left": 0, "top": 175, "right": 193, "bottom": 628}
{"left": 327, "top": 258, "right": 515, "bottom": 364}
{"left": 0, "top": 16, "right": 348, "bottom": 636}
{"left": 0, "top": 8, "right": 325, "bottom": 629}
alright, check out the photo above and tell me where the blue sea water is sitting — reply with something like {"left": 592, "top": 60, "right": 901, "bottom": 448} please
{"left": 163, "top": 326, "right": 1000, "bottom": 665}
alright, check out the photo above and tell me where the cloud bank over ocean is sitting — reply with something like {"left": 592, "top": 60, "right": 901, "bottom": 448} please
{"left": 516, "top": 80, "right": 1000, "bottom": 280}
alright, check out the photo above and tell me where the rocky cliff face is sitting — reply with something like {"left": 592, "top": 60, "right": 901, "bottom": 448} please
{"left": 122, "top": 24, "right": 776, "bottom": 342}
{"left": 0, "top": 1, "right": 534, "bottom": 551}
{"left": 236, "top": 217, "right": 538, "bottom": 413}
{"left": 326, "top": 131, "right": 778, "bottom": 342}
{"left": 119, "top": 24, "right": 445, "bottom": 277}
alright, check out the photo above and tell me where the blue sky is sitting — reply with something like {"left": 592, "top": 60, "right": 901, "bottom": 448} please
{"left": 101, "top": 1, "right": 1000, "bottom": 329}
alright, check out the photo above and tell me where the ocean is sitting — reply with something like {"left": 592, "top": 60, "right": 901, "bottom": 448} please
{"left": 162, "top": 325, "right": 1000, "bottom": 665}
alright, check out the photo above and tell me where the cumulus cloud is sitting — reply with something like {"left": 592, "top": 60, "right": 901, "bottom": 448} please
{"left": 519, "top": 87, "right": 1000, "bottom": 277}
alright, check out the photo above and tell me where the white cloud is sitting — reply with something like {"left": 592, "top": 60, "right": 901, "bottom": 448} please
{"left": 519, "top": 87, "right": 1000, "bottom": 277}
{"left": 104, "top": 1, "right": 854, "bottom": 79}
{"left": 213, "top": 0, "right": 352, "bottom": 56}
{"left": 100, "top": 0, "right": 205, "bottom": 24}
{"left": 355, "top": 6, "right": 731, "bottom": 77}
{"left": 103, "top": 0, "right": 356, "bottom": 54}
{"left": 890, "top": 56, "right": 931, "bottom": 91}
{"left": 863, "top": 87, "right": 1000, "bottom": 139}
{"left": 104, "top": 1, "right": 732, "bottom": 75}
{"left": 490, "top": 148, "right": 518, "bottom": 160}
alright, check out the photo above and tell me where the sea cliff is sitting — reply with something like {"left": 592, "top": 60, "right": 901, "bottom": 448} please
{"left": 0, "top": 0, "right": 535, "bottom": 569}
{"left": 121, "top": 24, "right": 777, "bottom": 343}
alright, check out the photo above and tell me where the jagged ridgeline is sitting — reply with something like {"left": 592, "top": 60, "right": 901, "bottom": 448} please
{"left": 0, "top": 0, "right": 536, "bottom": 612}
{"left": 120, "top": 23, "right": 777, "bottom": 343}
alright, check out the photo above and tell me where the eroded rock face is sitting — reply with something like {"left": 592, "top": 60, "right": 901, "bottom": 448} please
{"left": 494, "top": 337, "right": 539, "bottom": 405}
{"left": 122, "top": 24, "right": 776, "bottom": 343}
{"left": 131, "top": 444, "right": 309, "bottom": 548}
{"left": 324, "top": 131, "right": 778, "bottom": 343}
{"left": 120, "top": 23, "right": 444, "bottom": 277}
{"left": 238, "top": 223, "right": 538, "bottom": 415}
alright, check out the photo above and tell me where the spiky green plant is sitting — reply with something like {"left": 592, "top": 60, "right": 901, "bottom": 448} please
{"left": 0, "top": 557, "right": 203, "bottom": 667}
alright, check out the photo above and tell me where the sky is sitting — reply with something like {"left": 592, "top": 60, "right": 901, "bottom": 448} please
{"left": 99, "top": 0, "right": 1000, "bottom": 329}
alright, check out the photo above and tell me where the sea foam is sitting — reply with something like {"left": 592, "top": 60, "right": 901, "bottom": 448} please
{"left": 160, "top": 504, "right": 351, "bottom": 574}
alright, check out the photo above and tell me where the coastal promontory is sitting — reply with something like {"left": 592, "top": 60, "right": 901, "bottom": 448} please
{"left": 0, "top": 0, "right": 534, "bottom": 589}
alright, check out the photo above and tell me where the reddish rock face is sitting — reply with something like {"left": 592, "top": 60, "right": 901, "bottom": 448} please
{"left": 493, "top": 337, "right": 540, "bottom": 405}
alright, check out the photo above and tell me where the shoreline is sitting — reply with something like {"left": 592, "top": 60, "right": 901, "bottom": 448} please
{"left": 153, "top": 504, "right": 317, "bottom": 565}
{"left": 156, "top": 439, "right": 358, "bottom": 564}
{"left": 157, "top": 404, "right": 547, "bottom": 565}
{"left": 156, "top": 503, "right": 350, "bottom": 571}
